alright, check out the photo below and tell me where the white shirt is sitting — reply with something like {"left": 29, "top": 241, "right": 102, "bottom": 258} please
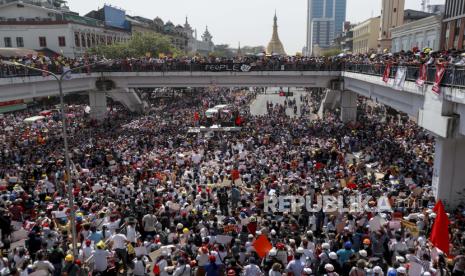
{"left": 142, "top": 214, "right": 157, "bottom": 232}
{"left": 173, "top": 264, "right": 191, "bottom": 276}
{"left": 126, "top": 225, "right": 138, "bottom": 243}
{"left": 244, "top": 264, "right": 262, "bottom": 276}
{"left": 92, "top": 249, "right": 110, "bottom": 272}
{"left": 110, "top": 233, "right": 127, "bottom": 250}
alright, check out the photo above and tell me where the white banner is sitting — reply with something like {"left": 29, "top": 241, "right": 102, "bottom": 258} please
{"left": 63, "top": 66, "right": 72, "bottom": 80}
{"left": 393, "top": 66, "right": 407, "bottom": 91}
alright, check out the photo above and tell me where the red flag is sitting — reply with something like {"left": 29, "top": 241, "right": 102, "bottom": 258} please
{"left": 42, "top": 64, "right": 49, "bottom": 77}
{"left": 383, "top": 63, "right": 391, "bottom": 83}
{"left": 432, "top": 63, "right": 447, "bottom": 95}
{"left": 231, "top": 169, "right": 240, "bottom": 181}
{"left": 235, "top": 116, "right": 243, "bottom": 126}
{"left": 194, "top": 112, "right": 200, "bottom": 121}
{"left": 429, "top": 200, "right": 450, "bottom": 255}
{"left": 416, "top": 63, "right": 427, "bottom": 87}
{"left": 253, "top": 235, "right": 272, "bottom": 258}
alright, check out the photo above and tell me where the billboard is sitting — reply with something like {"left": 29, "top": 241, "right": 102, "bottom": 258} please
{"left": 103, "top": 5, "right": 130, "bottom": 30}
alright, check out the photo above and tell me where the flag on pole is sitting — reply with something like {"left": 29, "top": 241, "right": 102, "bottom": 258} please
{"left": 382, "top": 63, "right": 391, "bottom": 83}
{"left": 432, "top": 63, "right": 447, "bottom": 95}
{"left": 416, "top": 63, "right": 427, "bottom": 87}
{"left": 253, "top": 235, "right": 272, "bottom": 258}
{"left": 429, "top": 200, "right": 450, "bottom": 255}
{"left": 393, "top": 66, "right": 407, "bottom": 91}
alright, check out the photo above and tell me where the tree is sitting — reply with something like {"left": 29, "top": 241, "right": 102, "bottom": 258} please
{"left": 210, "top": 44, "right": 234, "bottom": 58}
{"left": 87, "top": 32, "right": 182, "bottom": 59}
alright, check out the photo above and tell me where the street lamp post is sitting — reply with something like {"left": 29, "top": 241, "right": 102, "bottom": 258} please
{"left": 1, "top": 60, "right": 103, "bottom": 258}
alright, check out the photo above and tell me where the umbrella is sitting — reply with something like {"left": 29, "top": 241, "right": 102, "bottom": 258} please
{"left": 0, "top": 47, "right": 38, "bottom": 58}
{"left": 84, "top": 106, "right": 91, "bottom": 114}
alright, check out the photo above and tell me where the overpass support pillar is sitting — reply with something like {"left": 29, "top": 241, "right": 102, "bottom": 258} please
{"left": 432, "top": 137, "right": 465, "bottom": 209}
{"left": 88, "top": 90, "right": 107, "bottom": 121}
{"left": 340, "top": 90, "right": 357, "bottom": 123}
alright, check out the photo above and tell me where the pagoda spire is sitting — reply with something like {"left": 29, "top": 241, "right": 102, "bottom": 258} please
{"left": 266, "top": 11, "right": 286, "bottom": 55}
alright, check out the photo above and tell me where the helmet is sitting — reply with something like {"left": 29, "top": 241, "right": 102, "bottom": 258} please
{"left": 183, "top": 228, "right": 189, "bottom": 234}
{"left": 359, "top": 250, "right": 367, "bottom": 257}
{"left": 329, "top": 252, "right": 337, "bottom": 260}
{"left": 227, "top": 270, "right": 236, "bottom": 276}
{"left": 344, "top": 241, "right": 352, "bottom": 249}
{"left": 373, "top": 266, "right": 382, "bottom": 273}
{"left": 322, "top": 243, "right": 330, "bottom": 250}
{"left": 296, "top": 247, "right": 304, "bottom": 254}
{"left": 65, "top": 254, "right": 74, "bottom": 262}
{"left": 324, "top": 263, "right": 334, "bottom": 272}
{"left": 208, "top": 255, "right": 216, "bottom": 262}
{"left": 363, "top": 238, "right": 371, "bottom": 245}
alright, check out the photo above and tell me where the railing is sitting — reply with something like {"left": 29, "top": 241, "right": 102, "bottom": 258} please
{"left": 1, "top": 61, "right": 465, "bottom": 88}
{"left": 344, "top": 63, "right": 465, "bottom": 88}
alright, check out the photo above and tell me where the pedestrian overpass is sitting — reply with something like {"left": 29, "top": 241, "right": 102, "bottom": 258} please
{"left": 0, "top": 68, "right": 464, "bottom": 208}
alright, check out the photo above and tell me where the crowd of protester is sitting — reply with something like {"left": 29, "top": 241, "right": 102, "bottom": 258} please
{"left": 1, "top": 47, "right": 465, "bottom": 78}
{"left": 0, "top": 82, "right": 464, "bottom": 276}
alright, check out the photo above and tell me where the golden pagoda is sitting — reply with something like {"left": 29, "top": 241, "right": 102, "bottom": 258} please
{"left": 266, "top": 12, "right": 286, "bottom": 56}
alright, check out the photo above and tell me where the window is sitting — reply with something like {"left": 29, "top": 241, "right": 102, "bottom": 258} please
{"left": 81, "top": 34, "right": 86, "bottom": 48}
{"left": 74, "top": 32, "right": 80, "bottom": 47}
{"left": 394, "top": 8, "right": 397, "bottom": 12}
{"left": 39, "top": 36, "right": 46, "bottom": 47}
{"left": 15, "top": 37, "right": 23, "bottom": 47}
{"left": 58, "top": 36, "right": 65, "bottom": 47}
{"left": 4, "top": 37, "right": 11, "bottom": 47}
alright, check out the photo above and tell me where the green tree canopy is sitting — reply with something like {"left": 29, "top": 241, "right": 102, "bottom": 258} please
{"left": 87, "top": 32, "right": 182, "bottom": 59}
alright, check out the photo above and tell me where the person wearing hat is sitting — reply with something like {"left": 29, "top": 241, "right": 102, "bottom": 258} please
{"left": 243, "top": 257, "right": 262, "bottom": 276}
{"left": 337, "top": 241, "right": 355, "bottom": 266}
{"left": 89, "top": 240, "right": 110, "bottom": 274}
{"left": 286, "top": 247, "right": 304, "bottom": 276}
{"left": 324, "top": 263, "right": 339, "bottom": 276}
{"left": 79, "top": 239, "right": 93, "bottom": 263}
{"left": 61, "top": 254, "right": 80, "bottom": 276}
{"left": 32, "top": 251, "right": 55, "bottom": 275}
{"left": 204, "top": 255, "right": 219, "bottom": 276}
{"left": 328, "top": 252, "right": 342, "bottom": 275}
{"left": 348, "top": 259, "right": 366, "bottom": 276}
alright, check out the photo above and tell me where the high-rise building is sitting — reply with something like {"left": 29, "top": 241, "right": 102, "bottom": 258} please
{"left": 379, "top": 0, "right": 405, "bottom": 51}
{"left": 305, "top": 0, "right": 347, "bottom": 56}
{"left": 442, "top": 0, "right": 465, "bottom": 50}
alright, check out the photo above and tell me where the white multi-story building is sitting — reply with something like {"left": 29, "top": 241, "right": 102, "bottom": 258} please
{"left": 391, "top": 15, "right": 442, "bottom": 53}
{"left": 0, "top": 0, "right": 130, "bottom": 58}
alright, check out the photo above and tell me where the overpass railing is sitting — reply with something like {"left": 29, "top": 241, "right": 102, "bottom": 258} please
{"left": 344, "top": 63, "right": 465, "bottom": 88}
{"left": 1, "top": 61, "right": 465, "bottom": 88}
{"left": 0, "top": 62, "right": 343, "bottom": 78}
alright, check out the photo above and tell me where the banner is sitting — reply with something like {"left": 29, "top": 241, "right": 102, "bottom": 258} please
{"left": 416, "top": 63, "right": 427, "bottom": 87}
{"left": 382, "top": 63, "right": 391, "bottom": 83}
{"left": 393, "top": 66, "right": 407, "bottom": 90}
{"left": 42, "top": 64, "right": 49, "bottom": 77}
{"left": 63, "top": 66, "right": 72, "bottom": 80}
{"left": 432, "top": 63, "right": 447, "bottom": 95}
{"left": 401, "top": 219, "right": 419, "bottom": 237}
{"left": 204, "top": 63, "right": 252, "bottom": 72}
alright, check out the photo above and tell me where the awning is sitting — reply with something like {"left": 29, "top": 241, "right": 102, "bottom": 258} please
{"left": 0, "top": 48, "right": 38, "bottom": 58}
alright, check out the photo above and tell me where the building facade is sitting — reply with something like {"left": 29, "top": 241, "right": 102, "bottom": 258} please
{"left": 352, "top": 17, "right": 381, "bottom": 54}
{"left": 0, "top": 1, "right": 130, "bottom": 58}
{"left": 441, "top": 0, "right": 465, "bottom": 50}
{"left": 379, "top": 0, "right": 405, "bottom": 51}
{"left": 391, "top": 15, "right": 442, "bottom": 53}
{"left": 305, "top": 0, "right": 346, "bottom": 56}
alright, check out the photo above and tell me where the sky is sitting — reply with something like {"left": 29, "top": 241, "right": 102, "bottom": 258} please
{"left": 68, "top": 0, "right": 445, "bottom": 54}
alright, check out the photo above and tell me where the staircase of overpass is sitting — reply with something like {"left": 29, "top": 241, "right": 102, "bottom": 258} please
{"left": 1, "top": 63, "right": 465, "bottom": 208}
